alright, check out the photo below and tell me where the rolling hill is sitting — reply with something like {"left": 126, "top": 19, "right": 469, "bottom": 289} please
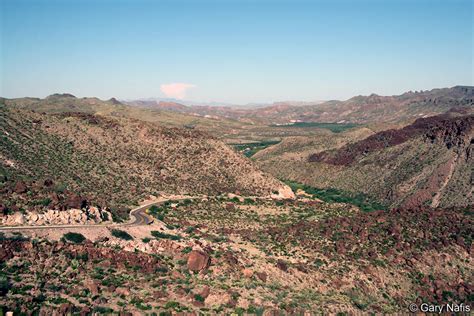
{"left": 0, "top": 105, "right": 292, "bottom": 219}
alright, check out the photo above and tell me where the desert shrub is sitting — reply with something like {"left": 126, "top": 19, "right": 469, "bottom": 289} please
{"left": 246, "top": 305, "right": 265, "bottom": 315}
{"left": 93, "top": 306, "right": 114, "bottom": 313}
{"left": 164, "top": 301, "right": 181, "bottom": 310}
{"left": 184, "top": 226, "right": 195, "bottom": 234}
{"left": 100, "top": 211, "right": 110, "bottom": 221}
{"left": 48, "top": 296, "right": 70, "bottom": 304}
{"left": 109, "top": 206, "right": 130, "bottom": 223}
{"left": 0, "top": 274, "right": 10, "bottom": 296}
{"left": 151, "top": 230, "right": 181, "bottom": 241}
{"left": 149, "top": 205, "right": 160, "bottom": 212}
{"left": 111, "top": 229, "right": 133, "bottom": 240}
{"left": 54, "top": 183, "right": 67, "bottom": 193}
{"left": 32, "top": 198, "right": 51, "bottom": 207}
{"left": 63, "top": 232, "right": 86, "bottom": 244}
{"left": 181, "top": 246, "right": 192, "bottom": 254}
{"left": 1, "top": 206, "right": 11, "bottom": 215}
{"left": 148, "top": 205, "right": 166, "bottom": 221}
{"left": 244, "top": 198, "right": 255, "bottom": 205}
{"left": 0, "top": 232, "right": 28, "bottom": 242}
{"left": 182, "top": 199, "right": 192, "bottom": 205}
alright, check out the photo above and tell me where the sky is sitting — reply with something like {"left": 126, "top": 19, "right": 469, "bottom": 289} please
{"left": 1, "top": 0, "right": 472, "bottom": 104}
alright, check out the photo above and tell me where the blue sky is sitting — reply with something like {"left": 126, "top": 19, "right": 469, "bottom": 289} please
{"left": 1, "top": 0, "right": 472, "bottom": 104}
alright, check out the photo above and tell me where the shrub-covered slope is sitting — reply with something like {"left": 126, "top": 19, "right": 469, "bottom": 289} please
{"left": 0, "top": 106, "right": 290, "bottom": 217}
{"left": 257, "top": 111, "right": 474, "bottom": 208}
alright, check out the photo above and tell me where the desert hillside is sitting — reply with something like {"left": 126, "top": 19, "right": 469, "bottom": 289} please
{"left": 256, "top": 110, "right": 474, "bottom": 209}
{"left": 1, "top": 196, "right": 472, "bottom": 314}
{"left": 1, "top": 94, "right": 251, "bottom": 137}
{"left": 0, "top": 106, "right": 290, "bottom": 219}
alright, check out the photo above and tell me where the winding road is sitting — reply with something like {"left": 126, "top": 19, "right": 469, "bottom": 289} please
{"left": 0, "top": 197, "right": 191, "bottom": 232}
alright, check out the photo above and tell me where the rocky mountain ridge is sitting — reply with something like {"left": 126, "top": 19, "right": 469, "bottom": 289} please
{"left": 309, "top": 110, "right": 474, "bottom": 165}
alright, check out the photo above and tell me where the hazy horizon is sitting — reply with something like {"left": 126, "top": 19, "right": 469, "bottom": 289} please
{"left": 1, "top": 0, "right": 473, "bottom": 103}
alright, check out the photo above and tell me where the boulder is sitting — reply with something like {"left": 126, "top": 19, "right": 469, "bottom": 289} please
{"left": 14, "top": 181, "right": 28, "bottom": 194}
{"left": 256, "top": 272, "right": 267, "bottom": 282}
{"left": 6, "top": 212, "right": 25, "bottom": 225}
{"left": 65, "top": 193, "right": 87, "bottom": 209}
{"left": 242, "top": 268, "right": 253, "bottom": 278}
{"left": 204, "top": 292, "right": 232, "bottom": 307}
{"left": 28, "top": 212, "right": 39, "bottom": 222}
{"left": 171, "top": 270, "right": 185, "bottom": 279}
{"left": 187, "top": 250, "right": 211, "bottom": 272}
{"left": 195, "top": 285, "right": 210, "bottom": 299}
{"left": 84, "top": 279, "right": 100, "bottom": 296}
{"left": 115, "top": 287, "right": 131, "bottom": 296}
{"left": 59, "top": 303, "right": 73, "bottom": 315}
{"left": 43, "top": 179, "right": 54, "bottom": 187}
{"left": 79, "top": 307, "right": 91, "bottom": 316}
{"left": 271, "top": 185, "right": 296, "bottom": 200}
{"left": 276, "top": 259, "right": 288, "bottom": 272}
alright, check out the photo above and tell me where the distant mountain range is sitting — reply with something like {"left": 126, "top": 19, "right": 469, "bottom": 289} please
{"left": 123, "top": 97, "right": 324, "bottom": 109}
{"left": 4, "top": 86, "right": 473, "bottom": 127}
{"left": 124, "top": 86, "right": 474, "bottom": 124}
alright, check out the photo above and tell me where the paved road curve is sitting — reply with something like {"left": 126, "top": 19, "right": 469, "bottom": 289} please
{"left": 0, "top": 197, "right": 194, "bottom": 232}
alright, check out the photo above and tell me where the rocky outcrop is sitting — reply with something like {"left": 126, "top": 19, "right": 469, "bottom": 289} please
{"left": 424, "top": 114, "right": 474, "bottom": 153}
{"left": 270, "top": 185, "right": 296, "bottom": 200}
{"left": 1, "top": 206, "right": 112, "bottom": 226}
{"left": 0, "top": 239, "right": 165, "bottom": 273}
{"left": 3, "top": 212, "right": 25, "bottom": 225}
{"left": 309, "top": 113, "right": 473, "bottom": 165}
{"left": 187, "top": 250, "right": 211, "bottom": 272}
{"left": 64, "top": 192, "right": 88, "bottom": 209}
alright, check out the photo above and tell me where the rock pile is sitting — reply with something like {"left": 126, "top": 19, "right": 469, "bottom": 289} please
{"left": 1, "top": 207, "right": 112, "bottom": 226}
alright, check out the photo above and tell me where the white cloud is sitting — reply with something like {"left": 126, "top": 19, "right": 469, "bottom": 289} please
{"left": 160, "top": 83, "right": 196, "bottom": 99}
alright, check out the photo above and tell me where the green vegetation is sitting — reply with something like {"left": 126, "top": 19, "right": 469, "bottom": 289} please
{"left": 62, "top": 232, "right": 86, "bottom": 244}
{"left": 0, "top": 232, "right": 29, "bottom": 242}
{"left": 285, "top": 180, "right": 387, "bottom": 212}
{"left": 231, "top": 140, "right": 281, "bottom": 157}
{"left": 31, "top": 198, "right": 52, "bottom": 207}
{"left": 271, "top": 122, "right": 359, "bottom": 133}
{"left": 111, "top": 229, "right": 134, "bottom": 241}
{"left": 151, "top": 230, "right": 181, "bottom": 241}
{"left": 148, "top": 205, "right": 168, "bottom": 221}
{"left": 0, "top": 274, "right": 10, "bottom": 296}
{"left": 194, "top": 294, "right": 205, "bottom": 302}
